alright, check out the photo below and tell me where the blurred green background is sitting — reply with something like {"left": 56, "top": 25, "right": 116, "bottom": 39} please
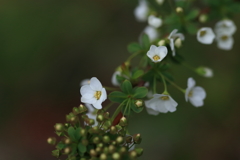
{"left": 0, "top": 0, "right": 240, "bottom": 159}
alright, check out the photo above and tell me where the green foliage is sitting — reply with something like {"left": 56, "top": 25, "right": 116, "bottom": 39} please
{"left": 127, "top": 42, "right": 142, "bottom": 53}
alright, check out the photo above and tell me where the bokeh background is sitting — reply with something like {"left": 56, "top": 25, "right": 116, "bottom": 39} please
{"left": 0, "top": 0, "right": 240, "bottom": 159}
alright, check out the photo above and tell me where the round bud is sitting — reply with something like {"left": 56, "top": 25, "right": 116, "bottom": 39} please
{"left": 90, "top": 149, "right": 97, "bottom": 157}
{"left": 103, "top": 135, "right": 110, "bottom": 143}
{"left": 96, "top": 147, "right": 102, "bottom": 153}
{"left": 64, "top": 147, "right": 71, "bottom": 154}
{"left": 129, "top": 151, "right": 137, "bottom": 159}
{"left": 108, "top": 145, "right": 115, "bottom": 153}
{"left": 80, "top": 129, "right": 87, "bottom": 136}
{"left": 119, "top": 117, "right": 127, "bottom": 127}
{"left": 54, "top": 123, "right": 64, "bottom": 131}
{"left": 126, "top": 136, "right": 133, "bottom": 143}
{"left": 199, "top": 14, "right": 208, "bottom": 23}
{"left": 93, "top": 137, "right": 100, "bottom": 144}
{"left": 89, "top": 119, "right": 95, "bottom": 126}
{"left": 79, "top": 104, "right": 88, "bottom": 113}
{"left": 97, "top": 143, "right": 104, "bottom": 148}
{"left": 72, "top": 107, "right": 80, "bottom": 115}
{"left": 119, "top": 146, "right": 127, "bottom": 154}
{"left": 135, "top": 100, "right": 143, "bottom": 107}
{"left": 111, "top": 141, "right": 116, "bottom": 145}
{"left": 97, "top": 114, "right": 104, "bottom": 122}
{"left": 176, "top": 7, "right": 183, "bottom": 13}
{"left": 47, "top": 137, "right": 56, "bottom": 145}
{"left": 175, "top": 38, "right": 182, "bottom": 48}
{"left": 158, "top": 40, "right": 165, "bottom": 46}
{"left": 100, "top": 153, "right": 107, "bottom": 160}
{"left": 133, "top": 134, "right": 142, "bottom": 144}
{"left": 64, "top": 138, "right": 71, "bottom": 144}
{"left": 116, "top": 136, "right": 124, "bottom": 144}
{"left": 52, "top": 149, "right": 61, "bottom": 158}
{"left": 112, "top": 152, "right": 121, "bottom": 160}
{"left": 110, "top": 126, "right": 117, "bottom": 134}
{"left": 135, "top": 148, "right": 144, "bottom": 157}
{"left": 103, "top": 147, "right": 109, "bottom": 153}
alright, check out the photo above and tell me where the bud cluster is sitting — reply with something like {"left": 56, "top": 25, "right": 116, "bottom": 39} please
{"left": 48, "top": 105, "right": 143, "bottom": 160}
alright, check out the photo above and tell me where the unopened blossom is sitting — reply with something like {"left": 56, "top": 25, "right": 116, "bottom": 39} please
{"left": 215, "top": 19, "right": 236, "bottom": 35}
{"left": 147, "top": 45, "right": 168, "bottom": 63}
{"left": 145, "top": 94, "right": 178, "bottom": 115}
{"left": 148, "top": 15, "right": 162, "bottom": 28}
{"left": 80, "top": 77, "right": 107, "bottom": 109}
{"left": 156, "top": 0, "right": 164, "bottom": 5}
{"left": 143, "top": 25, "right": 159, "bottom": 42}
{"left": 168, "top": 29, "right": 185, "bottom": 56}
{"left": 196, "top": 67, "right": 213, "bottom": 78}
{"left": 111, "top": 71, "right": 121, "bottom": 86}
{"left": 134, "top": 0, "right": 149, "bottom": 22}
{"left": 216, "top": 33, "right": 234, "bottom": 50}
{"left": 185, "top": 77, "right": 206, "bottom": 107}
{"left": 197, "top": 27, "right": 215, "bottom": 44}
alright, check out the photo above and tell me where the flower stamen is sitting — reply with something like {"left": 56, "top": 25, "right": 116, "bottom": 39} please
{"left": 160, "top": 96, "right": 169, "bottom": 100}
{"left": 94, "top": 91, "right": 102, "bottom": 100}
{"left": 188, "top": 90, "right": 193, "bottom": 97}
{"left": 221, "top": 35, "right": 228, "bottom": 41}
{"left": 200, "top": 30, "right": 206, "bottom": 37}
{"left": 153, "top": 55, "right": 160, "bottom": 61}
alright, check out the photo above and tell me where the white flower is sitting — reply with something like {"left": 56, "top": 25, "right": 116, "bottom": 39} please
{"left": 196, "top": 67, "right": 213, "bottom": 78}
{"left": 216, "top": 33, "right": 234, "bottom": 50}
{"left": 145, "top": 94, "right": 178, "bottom": 115}
{"left": 168, "top": 29, "right": 185, "bottom": 56}
{"left": 215, "top": 19, "right": 236, "bottom": 35}
{"left": 197, "top": 27, "right": 215, "bottom": 44}
{"left": 134, "top": 0, "right": 149, "bottom": 22}
{"left": 111, "top": 71, "right": 121, "bottom": 86}
{"left": 85, "top": 104, "right": 98, "bottom": 127}
{"left": 156, "top": 0, "right": 164, "bottom": 5}
{"left": 80, "top": 77, "right": 107, "bottom": 109}
{"left": 143, "top": 25, "right": 159, "bottom": 42}
{"left": 80, "top": 79, "right": 90, "bottom": 86}
{"left": 148, "top": 15, "right": 162, "bottom": 28}
{"left": 147, "top": 45, "right": 168, "bottom": 63}
{"left": 185, "top": 77, "right": 206, "bottom": 107}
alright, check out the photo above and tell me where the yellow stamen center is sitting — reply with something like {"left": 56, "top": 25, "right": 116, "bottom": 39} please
{"left": 221, "top": 35, "right": 228, "bottom": 41}
{"left": 94, "top": 91, "right": 102, "bottom": 100}
{"left": 153, "top": 55, "right": 160, "bottom": 61}
{"left": 188, "top": 90, "right": 193, "bottom": 97}
{"left": 200, "top": 30, "right": 206, "bottom": 37}
{"left": 160, "top": 96, "right": 169, "bottom": 100}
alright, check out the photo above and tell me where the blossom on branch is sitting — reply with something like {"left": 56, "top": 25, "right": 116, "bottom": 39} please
{"left": 148, "top": 15, "right": 162, "bottom": 28}
{"left": 168, "top": 29, "right": 185, "bottom": 56}
{"left": 134, "top": 0, "right": 149, "bottom": 22}
{"left": 197, "top": 27, "right": 215, "bottom": 44}
{"left": 185, "top": 77, "right": 206, "bottom": 107}
{"left": 147, "top": 45, "right": 168, "bottom": 63}
{"left": 80, "top": 77, "right": 107, "bottom": 109}
{"left": 145, "top": 94, "right": 178, "bottom": 115}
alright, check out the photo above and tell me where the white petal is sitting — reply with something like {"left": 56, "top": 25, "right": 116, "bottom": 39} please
{"left": 157, "top": 102, "right": 169, "bottom": 113}
{"left": 111, "top": 71, "right": 121, "bottom": 86}
{"left": 197, "top": 27, "right": 215, "bottom": 44}
{"left": 80, "top": 85, "right": 94, "bottom": 95}
{"left": 100, "top": 88, "right": 107, "bottom": 102}
{"left": 92, "top": 101, "right": 102, "bottom": 109}
{"left": 215, "top": 19, "right": 236, "bottom": 35}
{"left": 193, "top": 86, "right": 206, "bottom": 99}
{"left": 187, "top": 77, "right": 196, "bottom": 88}
{"left": 134, "top": 0, "right": 149, "bottom": 22}
{"left": 85, "top": 103, "right": 95, "bottom": 113}
{"left": 143, "top": 26, "right": 159, "bottom": 42}
{"left": 189, "top": 96, "right": 204, "bottom": 107}
{"left": 164, "top": 97, "right": 178, "bottom": 112}
{"left": 81, "top": 97, "right": 97, "bottom": 104}
{"left": 168, "top": 29, "right": 178, "bottom": 39}
{"left": 216, "top": 34, "right": 234, "bottom": 50}
{"left": 82, "top": 93, "right": 94, "bottom": 99}
{"left": 148, "top": 15, "right": 162, "bottom": 28}
{"left": 80, "top": 79, "right": 90, "bottom": 86}
{"left": 158, "top": 46, "right": 168, "bottom": 58}
{"left": 90, "top": 77, "right": 103, "bottom": 91}
{"left": 146, "top": 107, "right": 160, "bottom": 115}
{"left": 174, "top": 33, "right": 185, "bottom": 40}
{"left": 150, "top": 45, "right": 157, "bottom": 52}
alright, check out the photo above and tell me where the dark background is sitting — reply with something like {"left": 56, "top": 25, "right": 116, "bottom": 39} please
{"left": 0, "top": 0, "right": 240, "bottom": 159}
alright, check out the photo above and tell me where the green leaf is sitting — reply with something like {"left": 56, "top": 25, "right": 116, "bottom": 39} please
{"left": 185, "top": 9, "right": 199, "bottom": 21}
{"left": 133, "top": 87, "right": 148, "bottom": 98}
{"left": 121, "top": 80, "right": 133, "bottom": 94}
{"left": 185, "top": 23, "right": 198, "bottom": 35}
{"left": 56, "top": 142, "right": 65, "bottom": 150}
{"left": 127, "top": 42, "right": 142, "bottom": 53}
{"left": 78, "top": 143, "right": 87, "bottom": 153}
{"left": 132, "top": 70, "right": 144, "bottom": 79}
{"left": 108, "top": 91, "right": 128, "bottom": 103}
{"left": 74, "top": 127, "right": 81, "bottom": 141}
{"left": 141, "top": 34, "right": 150, "bottom": 49}
{"left": 130, "top": 99, "right": 143, "bottom": 113}
{"left": 68, "top": 126, "right": 76, "bottom": 141}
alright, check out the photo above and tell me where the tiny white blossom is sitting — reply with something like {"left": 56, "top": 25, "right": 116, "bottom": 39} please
{"left": 197, "top": 27, "right": 215, "bottom": 44}
{"left": 148, "top": 15, "right": 162, "bottom": 28}
{"left": 143, "top": 25, "right": 159, "bottom": 42}
{"left": 168, "top": 29, "right": 185, "bottom": 56}
{"left": 147, "top": 45, "right": 168, "bottom": 63}
{"left": 156, "top": 0, "right": 164, "bottom": 5}
{"left": 111, "top": 71, "right": 121, "bottom": 86}
{"left": 80, "top": 77, "right": 107, "bottom": 109}
{"left": 145, "top": 94, "right": 178, "bottom": 115}
{"left": 215, "top": 19, "right": 236, "bottom": 35}
{"left": 185, "top": 77, "right": 206, "bottom": 107}
{"left": 85, "top": 104, "right": 98, "bottom": 127}
{"left": 196, "top": 67, "right": 213, "bottom": 78}
{"left": 134, "top": 0, "right": 149, "bottom": 22}
{"left": 216, "top": 33, "right": 234, "bottom": 50}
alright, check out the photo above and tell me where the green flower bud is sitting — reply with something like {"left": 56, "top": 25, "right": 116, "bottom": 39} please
{"left": 90, "top": 149, "right": 97, "bottom": 157}
{"left": 133, "top": 134, "right": 142, "bottom": 144}
{"left": 129, "top": 150, "right": 137, "bottom": 159}
{"left": 176, "top": 7, "right": 183, "bottom": 13}
{"left": 116, "top": 136, "right": 124, "bottom": 144}
{"left": 96, "top": 147, "right": 102, "bottom": 153}
{"left": 47, "top": 137, "right": 56, "bottom": 145}
{"left": 80, "top": 129, "right": 87, "bottom": 136}
{"left": 97, "top": 143, "right": 104, "bottom": 148}
{"left": 97, "top": 114, "right": 104, "bottom": 122}
{"left": 64, "top": 147, "right": 71, "bottom": 154}
{"left": 64, "top": 138, "right": 71, "bottom": 144}
{"left": 158, "top": 39, "right": 165, "bottom": 46}
{"left": 108, "top": 145, "right": 115, "bottom": 153}
{"left": 118, "top": 129, "right": 127, "bottom": 136}
{"left": 119, "top": 146, "right": 127, "bottom": 154}
{"left": 103, "top": 112, "right": 110, "bottom": 119}
{"left": 135, "top": 148, "right": 144, "bottom": 157}
{"left": 103, "top": 135, "right": 110, "bottom": 143}
{"left": 135, "top": 100, "right": 143, "bottom": 107}
{"left": 93, "top": 136, "right": 100, "bottom": 144}
{"left": 103, "top": 147, "right": 109, "bottom": 153}
{"left": 119, "top": 117, "right": 127, "bottom": 127}
{"left": 54, "top": 123, "right": 64, "bottom": 131}
{"left": 82, "top": 139, "right": 88, "bottom": 146}
{"left": 111, "top": 141, "right": 116, "bottom": 145}
{"left": 79, "top": 104, "right": 88, "bottom": 113}
{"left": 72, "top": 107, "right": 80, "bottom": 115}
{"left": 199, "top": 14, "right": 208, "bottom": 23}
{"left": 110, "top": 126, "right": 117, "bottom": 134}
{"left": 112, "top": 152, "right": 121, "bottom": 160}
{"left": 100, "top": 153, "right": 107, "bottom": 160}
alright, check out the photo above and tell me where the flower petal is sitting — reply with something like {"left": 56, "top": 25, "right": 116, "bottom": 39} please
{"left": 187, "top": 77, "right": 196, "bottom": 88}
{"left": 193, "top": 86, "right": 206, "bottom": 99}
{"left": 92, "top": 101, "right": 102, "bottom": 109}
{"left": 189, "top": 96, "right": 204, "bottom": 107}
{"left": 80, "top": 85, "right": 94, "bottom": 95}
{"left": 90, "top": 77, "right": 103, "bottom": 90}
{"left": 81, "top": 96, "right": 97, "bottom": 104}
{"left": 146, "top": 107, "right": 160, "bottom": 115}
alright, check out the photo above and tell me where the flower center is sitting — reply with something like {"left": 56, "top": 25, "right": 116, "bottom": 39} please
{"left": 221, "top": 35, "right": 228, "bottom": 41}
{"left": 153, "top": 55, "right": 160, "bottom": 61}
{"left": 188, "top": 90, "right": 193, "bottom": 97}
{"left": 160, "top": 96, "right": 169, "bottom": 100}
{"left": 94, "top": 91, "right": 102, "bottom": 100}
{"left": 200, "top": 30, "right": 206, "bottom": 37}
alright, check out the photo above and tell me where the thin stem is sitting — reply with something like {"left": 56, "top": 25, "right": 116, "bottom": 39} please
{"left": 103, "top": 102, "right": 114, "bottom": 111}
{"left": 153, "top": 76, "right": 157, "bottom": 94}
{"left": 159, "top": 73, "right": 168, "bottom": 94}
{"left": 111, "top": 101, "right": 126, "bottom": 123}
{"left": 126, "top": 51, "right": 141, "bottom": 62}
{"left": 163, "top": 74, "right": 185, "bottom": 93}
{"left": 167, "top": 0, "right": 175, "bottom": 12}
{"left": 123, "top": 99, "right": 130, "bottom": 116}
{"left": 181, "top": 62, "right": 196, "bottom": 72}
